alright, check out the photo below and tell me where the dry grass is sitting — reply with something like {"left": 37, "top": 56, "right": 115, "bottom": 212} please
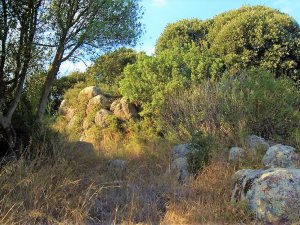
{"left": 0, "top": 127, "right": 255, "bottom": 224}
{"left": 162, "top": 160, "right": 253, "bottom": 225}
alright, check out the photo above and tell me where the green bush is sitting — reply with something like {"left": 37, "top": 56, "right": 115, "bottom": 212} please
{"left": 188, "top": 131, "right": 214, "bottom": 175}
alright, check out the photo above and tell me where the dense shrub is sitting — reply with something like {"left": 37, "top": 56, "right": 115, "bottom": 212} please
{"left": 161, "top": 69, "right": 300, "bottom": 145}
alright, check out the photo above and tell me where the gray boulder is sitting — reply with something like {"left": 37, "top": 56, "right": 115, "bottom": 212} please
{"left": 263, "top": 144, "right": 300, "bottom": 168}
{"left": 78, "top": 86, "right": 103, "bottom": 100}
{"left": 110, "top": 97, "right": 138, "bottom": 120}
{"left": 247, "top": 135, "right": 269, "bottom": 152}
{"left": 169, "top": 143, "right": 191, "bottom": 184}
{"left": 172, "top": 143, "right": 190, "bottom": 159}
{"left": 94, "top": 109, "right": 113, "bottom": 128}
{"left": 108, "top": 159, "right": 126, "bottom": 173}
{"left": 228, "top": 147, "right": 246, "bottom": 162}
{"left": 232, "top": 168, "right": 300, "bottom": 223}
{"left": 86, "top": 94, "right": 109, "bottom": 114}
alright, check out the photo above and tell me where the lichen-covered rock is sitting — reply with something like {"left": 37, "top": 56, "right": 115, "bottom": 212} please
{"left": 78, "top": 86, "right": 103, "bottom": 100}
{"left": 169, "top": 143, "right": 191, "bottom": 184}
{"left": 232, "top": 168, "right": 300, "bottom": 223}
{"left": 94, "top": 109, "right": 113, "bottom": 128}
{"left": 263, "top": 144, "right": 300, "bottom": 168}
{"left": 107, "top": 159, "right": 127, "bottom": 173}
{"left": 247, "top": 135, "right": 269, "bottom": 152}
{"left": 228, "top": 147, "right": 246, "bottom": 162}
{"left": 172, "top": 143, "right": 190, "bottom": 159}
{"left": 86, "top": 94, "right": 109, "bottom": 114}
{"left": 171, "top": 157, "right": 189, "bottom": 184}
{"left": 110, "top": 97, "right": 138, "bottom": 120}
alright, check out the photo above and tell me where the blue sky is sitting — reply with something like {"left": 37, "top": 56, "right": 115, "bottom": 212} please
{"left": 61, "top": 0, "right": 300, "bottom": 74}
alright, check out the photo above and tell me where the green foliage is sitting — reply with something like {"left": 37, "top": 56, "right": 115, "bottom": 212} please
{"left": 119, "top": 51, "right": 189, "bottom": 115}
{"left": 188, "top": 131, "right": 214, "bottom": 174}
{"left": 209, "top": 6, "right": 300, "bottom": 80}
{"left": 155, "top": 18, "right": 212, "bottom": 54}
{"left": 87, "top": 48, "right": 138, "bottom": 89}
{"left": 218, "top": 69, "right": 300, "bottom": 141}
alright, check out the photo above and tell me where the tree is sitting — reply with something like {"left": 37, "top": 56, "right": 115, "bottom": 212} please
{"left": 86, "top": 47, "right": 137, "bottom": 88}
{"left": 209, "top": 6, "right": 300, "bottom": 79}
{"left": 0, "top": 0, "right": 41, "bottom": 148}
{"left": 155, "top": 18, "right": 212, "bottom": 54}
{"left": 37, "top": 0, "right": 143, "bottom": 120}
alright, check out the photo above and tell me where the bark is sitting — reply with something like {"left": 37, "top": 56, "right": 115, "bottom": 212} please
{"left": 37, "top": 35, "right": 66, "bottom": 121}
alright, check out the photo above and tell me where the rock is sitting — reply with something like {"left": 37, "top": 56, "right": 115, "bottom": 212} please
{"left": 108, "top": 159, "right": 126, "bottom": 173}
{"left": 58, "top": 99, "right": 68, "bottom": 115}
{"left": 169, "top": 143, "right": 191, "bottom": 184}
{"left": 94, "top": 109, "right": 113, "bottom": 128}
{"left": 172, "top": 143, "right": 190, "bottom": 159}
{"left": 232, "top": 168, "right": 300, "bottom": 223}
{"left": 58, "top": 100, "right": 75, "bottom": 121}
{"left": 228, "top": 147, "right": 246, "bottom": 162}
{"left": 110, "top": 97, "right": 138, "bottom": 120}
{"left": 78, "top": 86, "right": 103, "bottom": 100}
{"left": 171, "top": 157, "right": 189, "bottom": 184}
{"left": 247, "top": 135, "right": 269, "bottom": 152}
{"left": 263, "top": 144, "right": 300, "bottom": 168}
{"left": 86, "top": 94, "right": 109, "bottom": 114}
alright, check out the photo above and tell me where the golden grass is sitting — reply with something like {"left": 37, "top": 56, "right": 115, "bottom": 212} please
{"left": 0, "top": 129, "right": 255, "bottom": 224}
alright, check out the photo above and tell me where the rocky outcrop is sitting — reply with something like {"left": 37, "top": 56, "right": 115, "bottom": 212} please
{"left": 169, "top": 143, "right": 191, "bottom": 184}
{"left": 247, "top": 135, "right": 269, "bottom": 152}
{"left": 86, "top": 94, "right": 109, "bottom": 114}
{"left": 228, "top": 147, "right": 246, "bottom": 162}
{"left": 232, "top": 168, "right": 300, "bottom": 224}
{"left": 94, "top": 109, "right": 113, "bottom": 128}
{"left": 110, "top": 97, "right": 138, "bottom": 120}
{"left": 58, "top": 86, "right": 139, "bottom": 146}
{"left": 263, "top": 144, "right": 300, "bottom": 169}
{"left": 78, "top": 86, "right": 103, "bottom": 100}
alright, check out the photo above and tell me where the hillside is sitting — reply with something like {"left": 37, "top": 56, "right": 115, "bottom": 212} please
{"left": 0, "top": 4, "right": 300, "bottom": 225}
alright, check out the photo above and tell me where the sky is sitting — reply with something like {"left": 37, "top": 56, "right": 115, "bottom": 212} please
{"left": 61, "top": 0, "right": 300, "bottom": 74}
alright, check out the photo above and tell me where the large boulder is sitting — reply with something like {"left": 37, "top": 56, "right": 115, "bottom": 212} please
{"left": 247, "top": 135, "right": 269, "bottom": 152}
{"left": 94, "top": 109, "right": 113, "bottom": 128}
{"left": 263, "top": 144, "right": 300, "bottom": 169}
{"left": 169, "top": 143, "right": 191, "bottom": 184}
{"left": 110, "top": 97, "right": 138, "bottom": 120}
{"left": 228, "top": 147, "right": 246, "bottom": 162}
{"left": 78, "top": 86, "right": 103, "bottom": 100}
{"left": 58, "top": 100, "right": 75, "bottom": 120}
{"left": 232, "top": 168, "right": 300, "bottom": 223}
{"left": 86, "top": 94, "right": 109, "bottom": 114}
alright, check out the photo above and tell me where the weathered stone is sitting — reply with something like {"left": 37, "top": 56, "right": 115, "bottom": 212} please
{"left": 247, "top": 135, "right": 269, "bottom": 152}
{"left": 58, "top": 99, "right": 68, "bottom": 115}
{"left": 228, "top": 147, "right": 246, "bottom": 162}
{"left": 78, "top": 86, "right": 103, "bottom": 100}
{"left": 86, "top": 94, "right": 109, "bottom": 114}
{"left": 107, "top": 159, "right": 126, "bottom": 173}
{"left": 110, "top": 97, "right": 138, "bottom": 120}
{"left": 168, "top": 143, "right": 192, "bottom": 184}
{"left": 172, "top": 143, "right": 190, "bottom": 159}
{"left": 232, "top": 168, "right": 300, "bottom": 223}
{"left": 263, "top": 144, "right": 300, "bottom": 168}
{"left": 94, "top": 109, "right": 113, "bottom": 128}
{"left": 171, "top": 157, "right": 189, "bottom": 184}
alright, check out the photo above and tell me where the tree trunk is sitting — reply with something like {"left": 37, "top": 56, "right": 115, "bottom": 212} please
{"left": 36, "top": 36, "right": 66, "bottom": 121}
